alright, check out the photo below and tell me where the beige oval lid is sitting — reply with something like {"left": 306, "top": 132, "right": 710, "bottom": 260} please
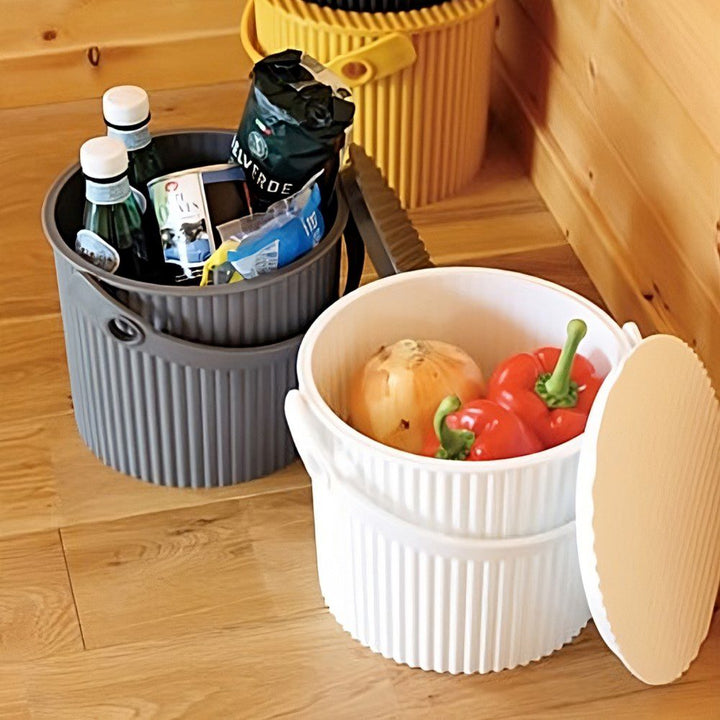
{"left": 576, "top": 331, "right": 720, "bottom": 685}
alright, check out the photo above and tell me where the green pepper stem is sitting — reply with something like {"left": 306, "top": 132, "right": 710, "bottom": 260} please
{"left": 535, "top": 319, "right": 587, "bottom": 408}
{"left": 433, "top": 395, "right": 475, "bottom": 461}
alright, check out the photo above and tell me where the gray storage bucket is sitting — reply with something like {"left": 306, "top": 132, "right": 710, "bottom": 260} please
{"left": 42, "top": 137, "right": 431, "bottom": 488}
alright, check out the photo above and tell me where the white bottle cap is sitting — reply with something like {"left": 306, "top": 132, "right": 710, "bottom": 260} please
{"left": 79, "top": 136, "right": 129, "bottom": 179}
{"left": 102, "top": 85, "right": 151, "bottom": 129}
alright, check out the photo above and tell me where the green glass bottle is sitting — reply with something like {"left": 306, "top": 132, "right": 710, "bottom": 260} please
{"left": 75, "top": 137, "right": 154, "bottom": 281}
{"left": 102, "top": 85, "right": 168, "bottom": 282}
{"left": 103, "top": 85, "right": 163, "bottom": 200}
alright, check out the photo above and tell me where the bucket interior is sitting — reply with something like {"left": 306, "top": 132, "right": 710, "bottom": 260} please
{"left": 305, "top": 268, "right": 629, "bottom": 422}
{"left": 49, "top": 130, "right": 343, "bottom": 308}
{"left": 53, "top": 132, "right": 238, "bottom": 253}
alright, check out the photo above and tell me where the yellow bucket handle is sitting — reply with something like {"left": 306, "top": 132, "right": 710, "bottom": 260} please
{"left": 240, "top": 0, "right": 417, "bottom": 88}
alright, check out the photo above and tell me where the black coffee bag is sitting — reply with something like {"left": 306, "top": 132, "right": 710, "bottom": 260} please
{"left": 230, "top": 50, "right": 355, "bottom": 211}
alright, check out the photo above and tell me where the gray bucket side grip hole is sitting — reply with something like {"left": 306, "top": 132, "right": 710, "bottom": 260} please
{"left": 107, "top": 317, "right": 145, "bottom": 345}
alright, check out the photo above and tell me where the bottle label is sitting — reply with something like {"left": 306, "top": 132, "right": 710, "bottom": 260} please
{"left": 75, "top": 229, "right": 121, "bottom": 274}
{"left": 86, "top": 177, "right": 131, "bottom": 206}
{"left": 130, "top": 186, "right": 147, "bottom": 214}
{"left": 108, "top": 124, "right": 152, "bottom": 151}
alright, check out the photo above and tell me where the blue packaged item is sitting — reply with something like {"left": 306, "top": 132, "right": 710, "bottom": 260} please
{"left": 217, "top": 183, "right": 324, "bottom": 280}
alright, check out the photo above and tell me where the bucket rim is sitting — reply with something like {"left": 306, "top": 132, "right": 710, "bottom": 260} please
{"left": 252, "top": 0, "right": 496, "bottom": 38}
{"left": 41, "top": 128, "right": 350, "bottom": 298}
{"left": 295, "top": 265, "right": 634, "bottom": 473}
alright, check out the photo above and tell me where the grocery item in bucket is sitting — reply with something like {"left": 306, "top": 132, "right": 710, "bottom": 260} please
{"left": 422, "top": 395, "right": 543, "bottom": 460}
{"left": 75, "top": 136, "right": 159, "bottom": 281}
{"left": 103, "top": 85, "right": 170, "bottom": 282}
{"left": 348, "top": 339, "right": 486, "bottom": 454}
{"left": 205, "top": 183, "right": 324, "bottom": 283}
{"left": 349, "top": 320, "right": 606, "bottom": 460}
{"left": 148, "top": 164, "right": 253, "bottom": 284}
{"left": 488, "top": 319, "right": 604, "bottom": 449}
{"left": 199, "top": 239, "right": 242, "bottom": 286}
{"left": 103, "top": 85, "right": 163, "bottom": 206}
{"left": 230, "top": 50, "right": 355, "bottom": 210}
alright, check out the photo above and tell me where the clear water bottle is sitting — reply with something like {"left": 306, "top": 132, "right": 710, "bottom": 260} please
{"left": 75, "top": 137, "right": 156, "bottom": 281}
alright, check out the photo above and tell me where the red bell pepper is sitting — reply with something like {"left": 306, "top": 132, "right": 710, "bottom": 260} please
{"left": 423, "top": 395, "right": 543, "bottom": 461}
{"left": 487, "top": 319, "right": 603, "bottom": 449}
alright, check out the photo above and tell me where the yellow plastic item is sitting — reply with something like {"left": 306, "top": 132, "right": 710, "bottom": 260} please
{"left": 240, "top": 7, "right": 418, "bottom": 87}
{"left": 200, "top": 239, "right": 243, "bottom": 287}
{"left": 241, "top": 0, "right": 495, "bottom": 208}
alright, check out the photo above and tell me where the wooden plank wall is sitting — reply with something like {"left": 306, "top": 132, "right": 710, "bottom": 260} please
{"left": 0, "top": 0, "right": 252, "bottom": 109}
{"left": 491, "top": 0, "right": 720, "bottom": 392}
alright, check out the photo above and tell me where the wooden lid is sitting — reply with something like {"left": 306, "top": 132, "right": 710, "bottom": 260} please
{"left": 576, "top": 334, "right": 720, "bottom": 684}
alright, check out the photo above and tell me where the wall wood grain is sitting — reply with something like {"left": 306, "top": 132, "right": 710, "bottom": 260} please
{"left": 0, "top": 0, "right": 251, "bottom": 108}
{"left": 493, "top": 0, "right": 720, "bottom": 391}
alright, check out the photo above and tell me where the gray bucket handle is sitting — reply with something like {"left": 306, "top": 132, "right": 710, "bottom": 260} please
{"left": 66, "top": 270, "right": 303, "bottom": 370}
{"left": 340, "top": 144, "right": 433, "bottom": 277}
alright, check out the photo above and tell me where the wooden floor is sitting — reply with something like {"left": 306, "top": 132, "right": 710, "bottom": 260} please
{"left": 1, "top": 81, "right": 718, "bottom": 719}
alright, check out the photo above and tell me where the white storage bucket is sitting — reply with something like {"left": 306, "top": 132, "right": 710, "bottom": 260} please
{"left": 296, "top": 404, "right": 591, "bottom": 674}
{"left": 290, "top": 267, "right": 634, "bottom": 539}
{"left": 285, "top": 266, "right": 720, "bottom": 682}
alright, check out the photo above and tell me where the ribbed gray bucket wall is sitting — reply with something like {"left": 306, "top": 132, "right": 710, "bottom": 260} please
{"left": 117, "top": 240, "right": 341, "bottom": 346}
{"left": 56, "top": 260, "right": 300, "bottom": 488}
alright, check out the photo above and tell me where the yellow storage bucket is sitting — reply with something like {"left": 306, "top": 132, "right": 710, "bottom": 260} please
{"left": 241, "top": 0, "right": 496, "bottom": 208}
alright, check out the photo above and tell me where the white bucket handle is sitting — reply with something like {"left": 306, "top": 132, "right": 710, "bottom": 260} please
{"left": 622, "top": 321, "right": 643, "bottom": 348}
{"left": 285, "top": 389, "right": 578, "bottom": 555}
{"left": 285, "top": 389, "right": 335, "bottom": 489}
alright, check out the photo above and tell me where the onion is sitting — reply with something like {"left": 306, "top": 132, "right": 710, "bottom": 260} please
{"left": 348, "top": 339, "right": 486, "bottom": 453}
